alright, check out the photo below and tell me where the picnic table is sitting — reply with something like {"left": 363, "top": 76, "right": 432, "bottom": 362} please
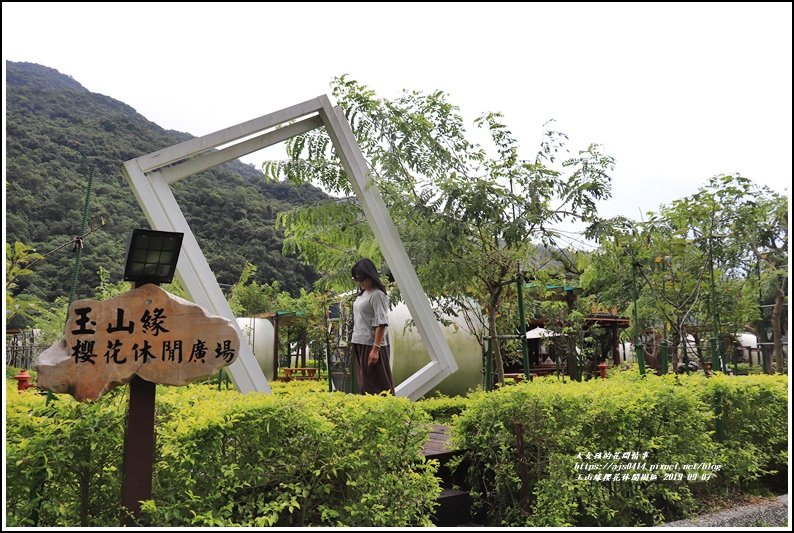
{"left": 282, "top": 367, "right": 318, "bottom": 380}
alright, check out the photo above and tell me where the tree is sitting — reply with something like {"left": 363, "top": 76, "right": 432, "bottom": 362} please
{"left": 6, "top": 241, "right": 45, "bottom": 328}
{"left": 227, "top": 262, "right": 330, "bottom": 365}
{"left": 585, "top": 175, "right": 786, "bottom": 373}
{"left": 227, "top": 262, "right": 283, "bottom": 316}
{"left": 584, "top": 218, "right": 713, "bottom": 368}
{"left": 666, "top": 176, "right": 787, "bottom": 372}
{"left": 693, "top": 176, "right": 788, "bottom": 372}
{"left": 265, "top": 77, "right": 614, "bottom": 384}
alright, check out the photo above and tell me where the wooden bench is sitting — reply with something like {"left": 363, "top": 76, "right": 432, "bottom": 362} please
{"left": 529, "top": 364, "right": 564, "bottom": 376}
{"left": 282, "top": 367, "right": 318, "bottom": 380}
{"left": 504, "top": 373, "right": 527, "bottom": 383}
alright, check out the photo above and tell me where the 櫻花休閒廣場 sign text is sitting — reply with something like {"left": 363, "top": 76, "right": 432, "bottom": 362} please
{"left": 36, "top": 284, "right": 239, "bottom": 401}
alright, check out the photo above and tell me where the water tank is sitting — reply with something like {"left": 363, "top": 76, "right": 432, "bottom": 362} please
{"left": 239, "top": 306, "right": 482, "bottom": 395}
{"left": 387, "top": 301, "right": 483, "bottom": 396}
{"left": 737, "top": 332, "right": 758, "bottom": 349}
{"left": 237, "top": 317, "right": 275, "bottom": 381}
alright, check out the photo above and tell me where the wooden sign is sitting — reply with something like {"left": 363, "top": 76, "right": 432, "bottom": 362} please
{"left": 36, "top": 284, "right": 239, "bottom": 401}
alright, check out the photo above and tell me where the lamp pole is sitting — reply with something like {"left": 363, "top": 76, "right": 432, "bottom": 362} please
{"left": 707, "top": 233, "right": 721, "bottom": 373}
{"left": 119, "top": 229, "right": 183, "bottom": 525}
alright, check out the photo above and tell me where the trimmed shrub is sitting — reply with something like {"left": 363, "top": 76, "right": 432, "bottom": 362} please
{"left": 416, "top": 394, "right": 471, "bottom": 423}
{"left": 5, "top": 384, "right": 126, "bottom": 526}
{"left": 6, "top": 382, "right": 439, "bottom": 526}
{"left": 453, "top": 372, "right": 787, "bottom": 526}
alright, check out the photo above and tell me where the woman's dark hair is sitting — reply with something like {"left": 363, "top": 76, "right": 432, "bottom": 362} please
{"left": 351, "top": 258, "right": 387, "bottom": 295}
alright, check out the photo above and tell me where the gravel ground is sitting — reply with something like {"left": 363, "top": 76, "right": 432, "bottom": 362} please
{"left": 663, "top": 494, "right": 788, "bottom": 527}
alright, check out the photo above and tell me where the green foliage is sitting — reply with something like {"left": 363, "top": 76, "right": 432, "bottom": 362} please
{"left": 5, "top": 382, "right": 440, "bottom": 527}
{"left": 94, "top": 266, "right": 131, "bottom": 300}
{"left": 147, "top": 386, "right": 440, "bottom": 527}
{"left": 6, "top": 61, "right": 325, "bottom": 304}
{"left": 695, "top": 375, "right": 788, "bottom": 491}
{"left": 266, "top": 76, "right": 615, "bottom": 384}
{"left": 6, "top": 385, "right": 127, "bottom": 526}
{"left": 6, "top": 241, "right": 46, "bottom": 327}
{"left": 415, "top": 393, "right": 472, "bottom": 423}
{"left": 228, "top": 263, "right": 332, "bottom": 364}
{"left": 227, "top": 262, "right": 282, "bottom": 316}
{"left": 733, "top": 362, "right": 763, "bottom": 375}
{"left": 453, "top": 372, "right": 787, "bottom": 526}
{"left": 30, "top": 296, "right": 71, "bottom": 344}
{"left": 583, "top": 175, "right": 787, "bottom": 369}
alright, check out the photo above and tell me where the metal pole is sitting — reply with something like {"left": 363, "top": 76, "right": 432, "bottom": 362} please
{"left": 715, "top": 389, "right": 725, "bottom": 442}
{"left": 555, "top": 349, "right": 561, "bottom": 380}
{"left": 485, "top": 338, "right": 493, "bottom": 392}
{"left": 516, "top": 275, "right": 530, "bottom": 380}
{"left": 325, "top": 319, "right": 333, "bottom": 392}
{"left": 68, "top": 167, "right": 95, "bottom": 306}
{"left": 350, "top": 347, "right": 358, "bottom": 394}
{"left": 272, "top": 317, "right": 279, "bottom": 381}
{"left": 756, "top": 254, "right": 772, "bottom": 374}
{"left": 631, "top": 262, "right": 645, "bottom": 376}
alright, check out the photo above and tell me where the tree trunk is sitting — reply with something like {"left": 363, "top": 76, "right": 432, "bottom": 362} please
{"left": 611, "top": 323, "right": 621, "bottom": 366}
{"left": 488, "top": 301, "right": 505, "bottom": 386}
{"left": 772, "top": 282, "right": 785, "bottom": 373}
{"left": 693, "top": 332, "right": 703, "bottom": 366}
{"left": 670, "top": 332, "right": 680, "bottom": 368}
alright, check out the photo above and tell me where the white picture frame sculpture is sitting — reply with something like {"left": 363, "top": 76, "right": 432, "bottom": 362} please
{"left": 122, "top": 96, "right": 458, "bottom": 400}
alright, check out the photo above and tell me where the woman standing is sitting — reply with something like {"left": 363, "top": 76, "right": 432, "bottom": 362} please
{"left": 350, "top": 258, "right": 395, "bottom": 395}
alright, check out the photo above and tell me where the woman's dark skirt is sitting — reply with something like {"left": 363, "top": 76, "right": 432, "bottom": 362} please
{"left": 352, "top": 343, "right": 395, "bottom": 395}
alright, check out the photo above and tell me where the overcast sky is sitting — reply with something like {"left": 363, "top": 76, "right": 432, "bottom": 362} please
{"left": 3, "top": 2, "right": 791, "bottom": 249}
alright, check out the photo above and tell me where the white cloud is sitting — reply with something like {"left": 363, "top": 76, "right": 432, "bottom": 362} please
{"left": 4, "top": 2, "right": 791, "bottom": 227}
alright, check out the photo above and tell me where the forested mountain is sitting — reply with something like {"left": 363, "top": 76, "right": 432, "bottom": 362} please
{"left": 5, "top": 61, "right": 326, "bottom": 303}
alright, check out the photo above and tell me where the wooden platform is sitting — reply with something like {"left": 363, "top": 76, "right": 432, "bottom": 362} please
{"left": 422, "top": 424, "right": 473, "bottom": 526}
{"left": 422, "top": 424, "right": 456, "bottom": 459}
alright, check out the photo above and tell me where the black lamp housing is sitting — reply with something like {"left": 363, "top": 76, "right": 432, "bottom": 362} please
{"left": 123, "top": 229, "right": 184, "bottom": 284}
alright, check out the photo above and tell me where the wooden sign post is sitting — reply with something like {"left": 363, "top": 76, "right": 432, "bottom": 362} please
{"left": 121, "top": 375, "right": 156, "bottom": 525}
{"left": 36, "top": 283, "right": 240, "bottom": 524}
{"left": 120, "top": 282, "right": 155, "bottom": 526}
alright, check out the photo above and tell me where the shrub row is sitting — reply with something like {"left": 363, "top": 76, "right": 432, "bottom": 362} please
{"left": 452, "top": 372, "right": 788, "bottom": 526}
{"left": 7, "top": 371, "right": 785, "bottom": 527}
{"left": 6, "top": 383, "right": 439, "bottom": 526}
{"left": 415, "top": 393, "right": 472, "bottom": 423}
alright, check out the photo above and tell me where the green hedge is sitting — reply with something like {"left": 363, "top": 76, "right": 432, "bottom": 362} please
{"left": 6, "top": 382, "right": 439, "bottom": 526}
{"left": 7, "top": 372, "right": 786, "bottom": 527}
{"left": 5, "top": 384, "right": 126, "bottom": 526}
{"left": 416, "top": 393, "right": 472, "bottom": 423}
{"left": 452, "top": 372, "right": 788, "bottom": 526}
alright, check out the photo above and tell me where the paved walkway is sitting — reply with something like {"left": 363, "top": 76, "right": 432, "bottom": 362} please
{"left": 664, "top": 494, "right": 788, "bottom": 528}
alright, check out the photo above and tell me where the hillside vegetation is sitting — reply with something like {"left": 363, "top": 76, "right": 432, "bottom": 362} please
{"left": 5, "top": 61, "right": 325, "bottom": 308}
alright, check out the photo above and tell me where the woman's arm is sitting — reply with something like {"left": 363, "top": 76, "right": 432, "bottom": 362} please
{"left": 368, "top": 325, "right": 386, "bottom": 366}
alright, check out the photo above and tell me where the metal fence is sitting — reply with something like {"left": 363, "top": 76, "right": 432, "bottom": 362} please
{"left": 6, "top": 330, "right": 45, "bottom": 369}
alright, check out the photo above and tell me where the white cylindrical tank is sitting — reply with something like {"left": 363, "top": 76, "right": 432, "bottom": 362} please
{"left": 238, "top": 304, "right": 482, "bottom": 394}
{"left": 737, "top": 332, "right": 758, "bottom": 349}
{"left": 387, "top": 301, "right": 483, "bottom": 396}
{"left": 237, "top": 317, "right": 275, "bottom": 381}
{"left": 736, "top": 331, "right": 759, "bottom": 362}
